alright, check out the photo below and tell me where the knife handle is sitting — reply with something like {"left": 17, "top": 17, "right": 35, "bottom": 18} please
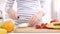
{"left": 18, "top": 16, "right": 19, "bottom": 19}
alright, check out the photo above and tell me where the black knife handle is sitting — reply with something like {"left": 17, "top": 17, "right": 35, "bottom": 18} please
{"left": 18, "top": 16, "right": 19, "bottom": 19}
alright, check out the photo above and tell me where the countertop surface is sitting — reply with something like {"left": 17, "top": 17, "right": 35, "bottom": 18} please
{"left": 13, "top": 27, "right": 60, "bottom": 33}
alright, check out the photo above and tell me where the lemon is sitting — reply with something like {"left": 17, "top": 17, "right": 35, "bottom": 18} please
{"left": 0, "top": 28, "right": 7, "bottom": 34}
{"left": 2, "top": 20, "right": 14, "bottom": 32}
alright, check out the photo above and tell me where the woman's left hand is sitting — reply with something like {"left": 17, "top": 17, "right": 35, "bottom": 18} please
{"left": 28, "top": 11, "right": 44, "bottom": 27}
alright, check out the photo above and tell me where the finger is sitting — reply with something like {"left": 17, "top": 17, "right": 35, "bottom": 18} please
{"left": 28, "top": 15, "right": 37, "bottom": 27}
{"left": 28, "top": 19, "right": 34, "bottom": 27}
{"left": 28, "top": 15, "right": 34, "bottom": 23}
{"left": 32, "top": 16, "right": 38, "bottom": 26}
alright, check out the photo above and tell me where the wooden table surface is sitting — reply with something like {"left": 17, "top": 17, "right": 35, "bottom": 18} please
{"left": 13, "top": 27, "right": 60, "bottom": 33}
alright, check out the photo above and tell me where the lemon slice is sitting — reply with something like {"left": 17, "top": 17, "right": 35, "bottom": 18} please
{"left": 46, "top": 22, "right": 60, "bottom": 29}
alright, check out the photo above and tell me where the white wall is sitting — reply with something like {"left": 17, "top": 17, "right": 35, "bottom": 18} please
{"left": 53, "top": 0, "right": 60, "bottom": 21}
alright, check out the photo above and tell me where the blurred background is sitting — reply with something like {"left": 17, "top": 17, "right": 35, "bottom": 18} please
{"left": 0, "top": 0, "right": 60, "bottom": 23}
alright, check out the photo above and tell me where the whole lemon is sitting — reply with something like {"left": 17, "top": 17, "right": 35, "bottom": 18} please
{"left": 2, "top": 20, "right": 14, "bottom": 32}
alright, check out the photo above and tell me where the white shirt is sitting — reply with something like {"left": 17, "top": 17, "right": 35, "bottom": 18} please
{"left": 6, "top": 0, "right": 45, "bottom": 25}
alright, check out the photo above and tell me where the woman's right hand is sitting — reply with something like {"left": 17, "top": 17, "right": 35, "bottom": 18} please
{"left": 7, "top": 8, "right": 19, "bottom": 20}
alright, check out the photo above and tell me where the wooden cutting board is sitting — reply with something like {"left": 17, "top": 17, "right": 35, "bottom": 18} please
{"left": 13, "top": 27, "right": 60, "bottom": 33}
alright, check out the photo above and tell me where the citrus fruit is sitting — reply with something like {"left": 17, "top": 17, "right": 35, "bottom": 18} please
{"left": 0, "top": 28, "right": 7, "bottom": 34}
{"left": 2, "top": 20, "right": 14, "bottom": 32}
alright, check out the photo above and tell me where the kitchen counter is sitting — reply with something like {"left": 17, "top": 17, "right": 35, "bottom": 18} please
{"left": 13, "top": 27, "right": 60, "bottom": 33}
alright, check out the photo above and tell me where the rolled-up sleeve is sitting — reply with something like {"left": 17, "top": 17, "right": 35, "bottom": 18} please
{"left": 5, "top": 0, "right": 15, "bottom": 12}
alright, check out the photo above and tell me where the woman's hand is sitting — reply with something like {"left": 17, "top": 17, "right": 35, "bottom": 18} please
{"left": 7, "top": 8, "right": 19, "bottom": 20}
{"left": 28, "top": 11, "right": 44, "bottom": 27}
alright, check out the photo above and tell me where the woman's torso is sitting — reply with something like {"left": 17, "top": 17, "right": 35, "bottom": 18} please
{"left": 15, "top": 0, "right": 41, "bottom": 25}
